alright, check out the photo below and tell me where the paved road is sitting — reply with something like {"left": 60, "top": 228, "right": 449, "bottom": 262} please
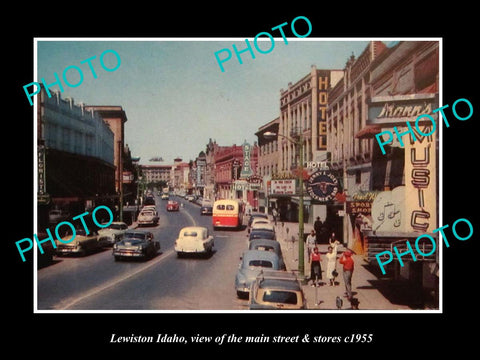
{"left": 36, "top": 195, "right": 249, "bottom": 311}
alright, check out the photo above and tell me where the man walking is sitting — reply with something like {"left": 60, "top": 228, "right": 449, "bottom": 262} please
{"left": 339, "top": 250, "right": 354, "bottom": 300}
{"left": 314, "top": 217, "right": 322, "bottom": 244}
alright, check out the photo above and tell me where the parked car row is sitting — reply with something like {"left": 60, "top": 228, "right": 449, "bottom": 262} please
{"left": 138, "top": 205, "right": 159, "bottom": 226}
{"left": 55, "top": 221, "right": 129, "bottom": 256}
{"left": 235, "top": 213, "right": 306, "bottom": 310}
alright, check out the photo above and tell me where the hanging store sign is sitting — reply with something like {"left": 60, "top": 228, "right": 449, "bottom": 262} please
{"left": 367, "top": 94, "right": 438, "bottom": 125}
{"left": 270, "top": 179, "right": 295, "bottom": 195}
{"left": 306, "top": 170, "right": 338, "bottom": 202}
{"left": 240, "top": 141, "right": 253, "bottom": 178}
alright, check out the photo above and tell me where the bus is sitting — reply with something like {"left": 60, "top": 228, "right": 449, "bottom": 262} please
{"left": 212, "top": 199, "right": 244, "bottom": 230}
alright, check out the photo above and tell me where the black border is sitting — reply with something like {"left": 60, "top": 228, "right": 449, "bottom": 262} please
{"left": 7, "top": 5, "right": 477, "bottom": 354}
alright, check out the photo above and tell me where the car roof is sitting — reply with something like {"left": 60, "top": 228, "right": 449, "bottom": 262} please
{"left": 250, "top": 212, "right": 268, "bottom": 217}
{"left": 242, "top": 250, "right": 279, "bottom": 262}
{"left": 180, "top": 226, "right": 207, "bottom": 233}
{"left": 250, "top": 229, "right": 275, "bottom": 236}
{"left": 255, "top": 270, "right": 301, "bottom": 290}
{"left": 249, "top": 239, "right": 280, "bottom": 249}
{"left": 125, "top": 230, "right": 152, "bottom": 236}
{"left": 251, "top": 223, "right": 274, "bottom": 230}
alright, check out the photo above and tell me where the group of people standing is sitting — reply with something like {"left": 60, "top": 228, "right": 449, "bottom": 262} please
{"left": 306, "top": 217, "right": 355, "bottom": 302}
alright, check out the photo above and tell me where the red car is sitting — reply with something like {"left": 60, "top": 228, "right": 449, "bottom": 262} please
{"left": 166, "top": 200, "right": 180, "bottom": 212}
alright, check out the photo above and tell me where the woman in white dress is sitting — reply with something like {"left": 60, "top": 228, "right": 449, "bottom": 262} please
{"left": 329, "top": 232, "right": 341, "bottom": 257}
{"left": 325, "top": 246, "right": 337, "bottom": 286}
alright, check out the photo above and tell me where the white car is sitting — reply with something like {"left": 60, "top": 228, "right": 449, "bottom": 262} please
{"left": 138, "top": 209, "right": 159, "bottom": 226}
{"left": 97, "top": 221, "right": 128, "bottom": 246}
{"left": 175, "top": 226, "right": 214, "bottom": 257}
{"left": 250, "top": 218, "right": 275, "bottom": 232}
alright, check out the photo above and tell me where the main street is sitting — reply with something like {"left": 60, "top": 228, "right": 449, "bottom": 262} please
{"left": 37, "top": 195, "right": 249, "bottom": 311}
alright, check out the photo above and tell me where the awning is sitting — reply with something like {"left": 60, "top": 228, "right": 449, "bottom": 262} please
{"left": 355, "top": 125, "right": 382, "bottom": 139}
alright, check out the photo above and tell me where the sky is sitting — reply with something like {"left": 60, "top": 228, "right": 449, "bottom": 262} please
{"left": 36, "top": 38, "right": 372, "bottom": 165}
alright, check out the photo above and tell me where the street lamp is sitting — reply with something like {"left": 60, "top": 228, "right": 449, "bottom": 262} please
{"left": 264, "top": 130, "right": 305, "bottom": 279}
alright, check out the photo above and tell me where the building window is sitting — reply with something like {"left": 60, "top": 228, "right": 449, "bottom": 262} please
{"left": 355, "top": 170, "right": 361, "bottom": 184}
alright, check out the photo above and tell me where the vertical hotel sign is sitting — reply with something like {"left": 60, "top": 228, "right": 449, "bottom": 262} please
{"left": 240, "top": 141, "right": 252, "bottom": 178}
{"left": 317, "top": 71, "right": 329, "bottom": 150}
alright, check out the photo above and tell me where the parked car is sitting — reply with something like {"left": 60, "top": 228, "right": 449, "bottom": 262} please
{"left": 166, "top": 200, "right": 180, "bottom": 211}
{"left": 248, "top": 270, "right": 306, "bottom": 310}
{"left": 113, "top": 230, "right": 159, "bottom": 261}
{"left": 144, "top": 196, "right": 156, "bottom": 206}
{"left": 161, "top": 193, "right": 169, "bottom": 200}
{"left": 185, "top": 194, "right": 195, "bottom": 202}
{"left": 137, "top": 209, "right": 159, "bottom": 226}
{"left": 249, "top": 239, "right": 286, "bottom": 270}
{"left": 200, "top": 200, "right": 213, "bottom": 215}
{"left": 248, "top": 228, "right": 276, "bottom": 241}
{"left": 175, "top": 226, "right": 214, "bottom": 257}
{"left": 248, "top": 212, "right": 268, "bottom": 228}
{"left": 55, "top": 228, "right": 101, "bottom": 256}
{"left": 97, "top": 221, "right": 128, "bottom": 246}
{"left": 234, "top": 250, "right": 282, "bottom": 298}
{"left": 251, "top": 221, "right": 275, "bottom": 233}
{"left": 48, "top": 209, "right": 70, "bottom": 225}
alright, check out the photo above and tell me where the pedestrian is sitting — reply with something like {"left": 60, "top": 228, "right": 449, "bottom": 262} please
{"left": 325, "top": 246, "right": 337, "bottom": 286}
{"left": 329, "top": 232, "right": 341, "bottom": 257}
{"left": 272, "top": 208, "right": 278, "bottom": 226}
{"left": 306, "top": 230, "right": 316, "bottom": 258}
{"left": 314, "top": 217, "right": 323, "bottom": 244}
{"left": 339, "top": 250, "right": 354, "bottom": 300}
{"left": 309, "top": 246, "right": 322, "bottom": 287}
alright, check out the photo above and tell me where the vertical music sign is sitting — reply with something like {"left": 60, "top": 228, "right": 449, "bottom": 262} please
{"left": 404, "top": 124, "right": 437, "bottom": 233}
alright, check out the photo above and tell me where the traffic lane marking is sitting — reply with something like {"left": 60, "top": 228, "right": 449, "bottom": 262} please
{"left": 49, "top": 248, "right": 176, "bottom": 310}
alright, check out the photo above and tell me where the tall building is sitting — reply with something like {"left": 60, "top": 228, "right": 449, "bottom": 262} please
{"left": 255, "top": 117, "right": 279, "bottom": 213}
{"left": 278, "top": 65, "right": 343, "bottom": 174}
{"left": 140, "top": 164, "right": 172, "bottom": 185}
{"left": 84, "top": 105, "right": 128, "bottom": 195}
{"left": 327, "top": 40, "right": 439, "bottom": 302}
{"left": 37, "top": 89, "right": 116, "bottom": 226}
{"left": 273, "top": 66, "right": 343, "bottom": 222}
{"left": 214, "top": 142, "right": 259, "bottom": 207}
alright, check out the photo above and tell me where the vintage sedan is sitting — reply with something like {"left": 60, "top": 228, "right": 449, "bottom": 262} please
{"left": 249, "top": 239, "right": 286, "bottom": 270}
{"left": 234, "top": 250, "right": 282, "bottom": 298}
{"left": 166, "top": 200, "right": 180, "bottom": 211}
{"left": 97, "top": 221, "right": 128, "bottom": 246}
{"left": 175, "top": 226, "right": 214, "bottom": 257}
{"left": 247, "top": 212, "right": 269, "bottom": 228}
{"left": 113, "top": 230, "right": 160, "bottom": 261}
{"left": 200, "top": 200, "right": 213, "bottom": 215}
{"left": 137, "top": 209, "right": 159, "bottom": 226}
{"left": 55, "top": 228, "right": 101, "bottom": 256}
{"left": 248, "top": 228, "right": 276, "bottom": 241}
{"left": 249, "top": 270, "right": 306, "bottom": 310}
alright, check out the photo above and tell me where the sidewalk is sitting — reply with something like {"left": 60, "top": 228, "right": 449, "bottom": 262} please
{"left": 274, "top": 220, "right": 411, "bottom": 311}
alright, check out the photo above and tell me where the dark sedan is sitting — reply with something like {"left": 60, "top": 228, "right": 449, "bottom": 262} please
{"left": 113, "top": 230, "right": 160, "bottom": 261}
{"left": 248, "top": 228, "right": 276, "bottom": 241}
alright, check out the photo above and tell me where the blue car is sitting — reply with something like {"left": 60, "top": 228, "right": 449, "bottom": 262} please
{"left": 234, "top": 250, "right": 283, "bottom": 298}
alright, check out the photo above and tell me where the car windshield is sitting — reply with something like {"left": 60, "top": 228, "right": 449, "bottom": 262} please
{"left": 108, "top": 224, "right": 125, "bottom": 230}
{"left": 262, "top": 290, "right": 298, "bottom": 305}
{"left": 255, "top": 246, "right": 275, "bottom": 252}
{"left": 248, "top": 260, "right": 273, "bottom": 268}
{"left": 125, "top": 232, "right": 146, "bottom": 240}
{"left": 183, "top": 231, "right": 198, "bottom": 237}
{"left": 141, "top": 211, "right": 153, "bottom": 215}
